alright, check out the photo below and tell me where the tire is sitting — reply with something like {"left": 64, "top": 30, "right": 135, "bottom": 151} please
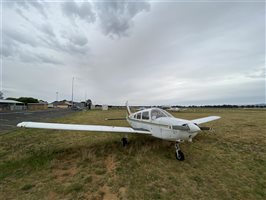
{"left": 175, "top": 150, "right": 185, "bottom": 161}
{"left": 121, "top": 138, "right": 128, "bottom": 147}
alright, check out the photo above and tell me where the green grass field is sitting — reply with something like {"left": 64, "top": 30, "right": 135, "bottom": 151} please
{"left": 0, "top": 109, "right": 265, "bottom": 200}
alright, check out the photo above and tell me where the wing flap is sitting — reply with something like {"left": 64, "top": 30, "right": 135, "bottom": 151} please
{"left": 191, "top": 116, "right": 221, "bottom": 125}
{"left": 17, "top": 122, "right": 151, "bottom": 134}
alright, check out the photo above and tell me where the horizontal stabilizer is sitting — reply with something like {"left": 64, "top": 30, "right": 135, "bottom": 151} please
{"left": 17, "top": 122, "right": 151, "bottom": 134}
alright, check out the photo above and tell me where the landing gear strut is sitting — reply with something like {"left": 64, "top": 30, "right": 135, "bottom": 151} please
{"left": 121, "top": 137, "right": 128, "bottom": 147}
{"left": 175, "top": 141, "right": 185, "bottom": 161}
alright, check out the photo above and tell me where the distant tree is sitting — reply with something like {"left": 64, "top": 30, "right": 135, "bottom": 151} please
{"left": 0, "top": 91, "right": 3, "bottom": 99}
{"left": 86, "top": 99, "right": 92, "bottom": 109}
{"left": 18, "top": 97, "right": 39, "bottom": 104}
{"left": 6, "top": 97, "right": 17, "bottom": 101}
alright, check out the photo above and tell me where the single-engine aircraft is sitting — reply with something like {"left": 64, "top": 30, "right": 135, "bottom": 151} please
{"left": 17, "top": 102, "right": 220, "bottom": 161}
{"left": 167, "top": 107, "right": 187, "bottom": 112}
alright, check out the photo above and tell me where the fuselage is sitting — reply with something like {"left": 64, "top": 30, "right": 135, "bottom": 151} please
{"left": 127, "top": 108, "right": 201, "bottom": 141}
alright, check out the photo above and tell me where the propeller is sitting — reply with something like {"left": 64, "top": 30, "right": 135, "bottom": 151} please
{"left": 199, "top": 126, "right": 212, "bottom": 131}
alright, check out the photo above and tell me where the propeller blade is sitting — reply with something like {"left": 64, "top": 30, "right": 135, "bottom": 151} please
{"left": 199, "top": 126, "right": 212, "bottom": 131}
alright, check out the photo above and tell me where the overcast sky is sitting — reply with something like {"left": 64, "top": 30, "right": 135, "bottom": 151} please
{"left": 1, "top": 0, "right": 265, "bottom": 105}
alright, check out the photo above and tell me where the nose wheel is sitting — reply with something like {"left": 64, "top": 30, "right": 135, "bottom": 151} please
{"left": 175, "top": 141, "right": 185, "bottom": 161}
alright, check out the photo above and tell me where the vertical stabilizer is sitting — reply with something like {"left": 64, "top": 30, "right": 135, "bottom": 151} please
{"left": 126, "top": 101, "right": 131, "bottom": 115}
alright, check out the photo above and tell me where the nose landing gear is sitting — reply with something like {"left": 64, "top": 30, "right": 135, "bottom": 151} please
{"left": 175, "top": 141, "right": 185, "bottom": 161}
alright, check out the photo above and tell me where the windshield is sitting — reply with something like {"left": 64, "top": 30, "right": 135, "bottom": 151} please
{"left": 151, "top": 108, "right": 173, "bottom": 119}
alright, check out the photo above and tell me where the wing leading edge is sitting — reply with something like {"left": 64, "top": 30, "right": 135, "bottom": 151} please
{"left": 17, "top": 122, "right": 151, "bottom": 134}
{"left": 191, "top": 116, "right": 221, "bottom": 125}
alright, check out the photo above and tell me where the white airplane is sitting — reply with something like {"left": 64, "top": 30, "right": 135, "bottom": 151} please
{"left": 167, "top": 107, "right": 187, "bottom": 112}
{"left": 17, "top": 102, "right": 220, "bottom": 161}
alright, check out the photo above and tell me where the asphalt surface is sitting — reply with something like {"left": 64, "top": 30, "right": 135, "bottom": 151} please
{"left": 0, "top": 109, "right": 78, "bottom": 134}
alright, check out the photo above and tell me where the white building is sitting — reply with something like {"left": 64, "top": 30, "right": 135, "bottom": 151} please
{"left": 0, "top": 100, "right": 25, "bottom": 111}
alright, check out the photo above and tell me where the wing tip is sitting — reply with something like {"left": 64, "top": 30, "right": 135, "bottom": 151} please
{"left": 17, "top": 122, "right": 27, "bottom": 127}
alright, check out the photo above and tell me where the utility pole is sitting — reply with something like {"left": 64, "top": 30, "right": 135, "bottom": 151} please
{"left": 71, "top": 77, "right": 74, "bottom": 107}
{"left": 56, "top": 91, "right": 58, "bottom": 101}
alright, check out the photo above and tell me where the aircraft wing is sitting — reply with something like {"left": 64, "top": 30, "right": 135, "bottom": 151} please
{"left": 191, "top": 116, "right": 221, "bottom": 125}
{"left": 17, "top": 122, "right": 151, "bottom": 135}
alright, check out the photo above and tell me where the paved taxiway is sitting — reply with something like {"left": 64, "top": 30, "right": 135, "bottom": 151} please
{"left": 0, "top": 109, "right": 77, "bottom": 134}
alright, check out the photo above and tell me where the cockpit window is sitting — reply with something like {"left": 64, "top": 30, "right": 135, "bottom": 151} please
{"left": 161, "top": 110, "right": 174, "bottom": 117}
{"left": 142, "top": 111, "right": 149, "bottom": 120}
{"left": 151, "top": 109, "right": 167, "bottom": 119}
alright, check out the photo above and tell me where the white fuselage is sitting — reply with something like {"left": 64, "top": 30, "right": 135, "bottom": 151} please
{"left": 127, "top": 108, "right": 200, "bottom": 141}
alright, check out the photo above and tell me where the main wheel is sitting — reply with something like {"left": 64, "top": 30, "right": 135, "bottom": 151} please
{"left": 175, "top": 150, "right": 185, "bottom": 161}
{"left": 121, "top": 138, "right": 128, "bottom": 147}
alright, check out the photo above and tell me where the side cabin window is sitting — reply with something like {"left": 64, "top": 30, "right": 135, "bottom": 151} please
{"left": 133, "top": 114, "right": 137, "bottom": 119}
{"left": 151, "top": 109, "right": 167, "bottom": 119}
{"left": 142, "top": 111, "right": 149, "bottom": 120}
{"left": 137, "top": 113, "right": 141, "bottom": 119}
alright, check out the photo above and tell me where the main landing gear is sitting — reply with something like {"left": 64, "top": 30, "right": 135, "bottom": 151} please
{"left": 175, "top": 141, "right": 185, "bottom": 161}
{"left": 121, "top": 137, "right": 129, "bottom": 147}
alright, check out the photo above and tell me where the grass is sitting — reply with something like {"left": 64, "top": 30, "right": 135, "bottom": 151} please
{"left": 0, "top": 108, "right": 265, "bottom": 199}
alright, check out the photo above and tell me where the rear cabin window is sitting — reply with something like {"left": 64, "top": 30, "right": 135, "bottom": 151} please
{"left": 137, "top": 113, "right": 141, "bottom": 119}
{"left": 142, "top": 111, "right": 149, "bottom": 120}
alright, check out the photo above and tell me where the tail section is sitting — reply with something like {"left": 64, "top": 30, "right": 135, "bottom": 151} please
{"left": 125, "top": 101, "right": 131, "bottom": 115}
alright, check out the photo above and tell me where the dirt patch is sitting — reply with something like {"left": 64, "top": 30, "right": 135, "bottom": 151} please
{"left": 48, "top": 191, "right": 58, "bottom": 199}
{"left": 53, "top": 166, "right": 78, "bottom": 182}
{"left": 101, "top": 185, "right": 117, "bottom": 200}
{"left": 105, "top": 155, "right": 117, "bottom": 174}
{"left": 119, "top": 187, "right": 127, "bottom": 199}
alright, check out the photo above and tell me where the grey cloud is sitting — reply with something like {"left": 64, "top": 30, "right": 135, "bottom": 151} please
{"left": 2, "top": 39, "right": 17, "bottom": 57}
{"left": 27, "top": 1, "right": 47, "bottom": 18}
{"left": 18, "top": 51, "right": 63, "bottom": 65}
{"left": 94, "top": 0, "right": 150, "bottom": 38}
{"left": 36, "top": 54, "right": 63, "bottom": 65}
{"left": 1, "top": 27, "right": 36, "bottom": 58}
{"left": 39, "top": 31, "right": 89, "bottom": 55}
{"left": 3, "top": 1, "right": 264, "bottom": 105}
{"left": 61, "top": 1, "right": 95, "bottom": 23}
{"left": 3, "top": 28, "right": 37, "bottom": 47}
{"left": 246, "top": 67, "right": 265, "bottom": 79}
{"left": 40, "top": 23, "right": 55, "bottom": 37}
{"left": 16, "top": 8, "right": 30, "bottom": 22}
{"left": 7, "top": 0, "right": 47, "bottom": 18}
{"left": 2, "top": 27, "right": 63, "bottom": 65}
{"left": 68, "top": 34, "right": 88, "bottom": 46}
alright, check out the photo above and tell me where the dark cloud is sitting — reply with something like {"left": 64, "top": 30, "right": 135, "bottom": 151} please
{"left": 61, "top": 0, "right": 95, "bottom": 23}
{"left": 94, "top": 0, "right": 150, "bottom": 37}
